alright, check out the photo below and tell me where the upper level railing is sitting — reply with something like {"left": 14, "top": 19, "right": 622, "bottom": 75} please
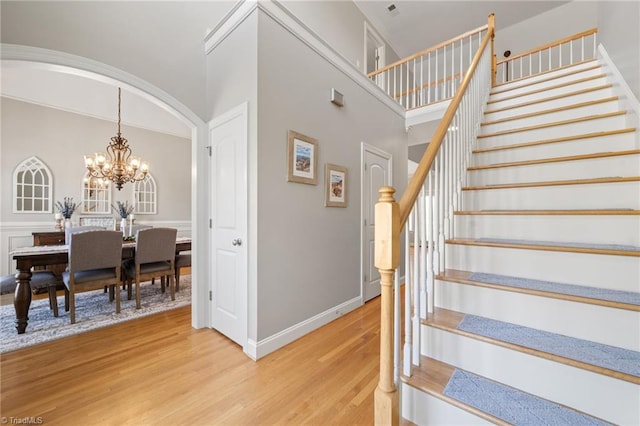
{"left": 373, "top": 14, "right": 496, "bottom": 425}
{"left": 495, "top": 28, "right": 598, "bottom": 85}
{"left": 368, "top": 24, "right": 489, "bottom": 110}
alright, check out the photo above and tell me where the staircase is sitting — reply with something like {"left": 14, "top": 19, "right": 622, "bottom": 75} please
{"left": 401, "top": 60, "right": 640, "bottom": 425}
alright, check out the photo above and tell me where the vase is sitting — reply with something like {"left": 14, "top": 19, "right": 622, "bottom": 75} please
{"left": 64, "top": 218, "right": 72, "bottom": 230}
{"left": 121, "top": 218, "right": 127, "bottom": 237}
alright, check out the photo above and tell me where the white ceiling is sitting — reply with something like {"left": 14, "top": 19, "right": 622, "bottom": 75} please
{"left": 354, "top": 1, "right": 569, "bottom": 58}
{"left": 1, "top": 62, "right": 192, "bottom": 139}
{"left": 1, "top": 0, "right": 569, "bottom": 140}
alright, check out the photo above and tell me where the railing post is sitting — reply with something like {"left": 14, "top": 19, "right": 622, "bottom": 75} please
{"left": 489, "top": 13, "right": 496, "bottom": 87}
{"left": 374, "top": 186, "right": 400, "bottom": 426}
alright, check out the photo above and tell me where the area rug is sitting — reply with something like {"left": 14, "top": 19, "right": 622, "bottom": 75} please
{"left": 457, "top": 314, "right": 640, "bottom": 378}
{"left": 0, "top": 275, "right": 191, "bottom": 353}
{"left": 443, "top": 369, "right": 611, "bottom": 425}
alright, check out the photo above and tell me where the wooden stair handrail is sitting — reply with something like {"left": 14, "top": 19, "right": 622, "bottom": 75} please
{"left": 398, "top": 15, "right": 495, "bottom": 226}
{"left": 368, "top": 23, "right": 489, "bottom": 78}
{"left": 373, "top": 14, "right": 496, "bottom": 426}
{"left": 496, "top": 28, "right": 598, "bottom": 65}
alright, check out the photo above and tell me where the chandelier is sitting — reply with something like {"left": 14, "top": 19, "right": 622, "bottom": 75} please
{"left": 84, "top": 87, "right": 149, "bottom": 190}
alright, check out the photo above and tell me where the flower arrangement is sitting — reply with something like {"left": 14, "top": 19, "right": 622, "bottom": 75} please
{"left": 55, "top": 197, "right": 77, "bottom": 219}
{"left": 113, "top": 201, "right": 134, "bottom": 219}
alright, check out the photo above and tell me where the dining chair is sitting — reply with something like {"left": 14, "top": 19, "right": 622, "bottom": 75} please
{"left": 124, "top": 224, "right": 152, "bottom": 238}
{"left": 174, "top": 252, "right": 191, "bottom": 292}
{"left": 65, "top": 226, "right": 105, "bottom": 244}
{"left": 1, "top": 271, "right": 62, "bottom": 317}
{"left": 122, "top": 227, "right": 177, "bottom": 309}
{"left": 62, "top": 230, "right": 123, "bottom": 324}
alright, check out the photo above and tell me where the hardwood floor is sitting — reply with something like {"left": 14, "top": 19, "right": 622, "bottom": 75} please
{"left": 1, "top": 296, "right": 382, "bottom": 425}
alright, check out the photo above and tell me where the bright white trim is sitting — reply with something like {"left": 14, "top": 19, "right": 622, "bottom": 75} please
{"left": 247, "top": 296, "right": 362, "bottom": 360}
{"left": 204, "top": 0, "right": 258, "bottom": 54}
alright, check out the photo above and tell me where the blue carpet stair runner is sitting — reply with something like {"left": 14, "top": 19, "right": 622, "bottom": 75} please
{"left": 476, "top": 238, "right": 640, "bottom": 252}
{"left": 457, "top": 315, "right": 640, "bottom": 378}
{"left": 468, "top": 272, "right": 640, "bottom": 306}
{"left": 443, "top": 369, "right": 612, "bottom": 425}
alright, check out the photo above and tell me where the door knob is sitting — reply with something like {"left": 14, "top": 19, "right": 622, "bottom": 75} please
{"left": 232, "top": 238, "right": 242, "bottom": 246}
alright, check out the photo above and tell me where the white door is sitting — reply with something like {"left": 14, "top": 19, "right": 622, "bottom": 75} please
{"left": 365, "top": 22, "right": 386, "bottom": 89}
{"left": 362, "top": 144, "right": 392, "bottom": 302}
{"left": 209, "top": 103, "right": 247, "bottom": 347}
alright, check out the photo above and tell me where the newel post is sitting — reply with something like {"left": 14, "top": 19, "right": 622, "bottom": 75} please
{"left": 374, "top": 186, "right": 400, "bottom": 426}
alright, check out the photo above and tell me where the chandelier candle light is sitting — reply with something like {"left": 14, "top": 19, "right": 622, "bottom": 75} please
{"left": 84, "top": 88, "right": 149, "bottom": 190}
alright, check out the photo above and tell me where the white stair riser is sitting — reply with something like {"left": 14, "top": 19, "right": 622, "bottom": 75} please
{"left": 480, "top": 101, "right": 621, "bottom": 134}
{"left": 401, "top": 383, "right": 492, "bottom": 426}
{"left": 453, "top": 214, "right": 640, "bottom": 246}
{"left": 490, "top": 67, "right": 604, "bottom": 100}
{"left": 445, "top": 244, "right": 640, "bottom": 291}
{"left": 434, "top": 280, "right": 640, "bottom": 350}
{"left": 472, "top": 132, "right": 638, "bottom": 164}
{"left": 493, "top": 61, "right": 601, "bottom": 91}
{"left": 478, "top": 114, "right": 628, "bottom": 146}
{"left": 467, "top": 155, "right": 640, "bottom": 185}
{"left": 421, "top": 327, "right": 640, "bottom": 425}
{"left": 486, "top": 76, "right": 609, "bottom": 109}
{"left": 461, "top": 181, "right": 640, "bottom": 210}
{"left": 484, "top": 86, "right": 616, "bottom": 120}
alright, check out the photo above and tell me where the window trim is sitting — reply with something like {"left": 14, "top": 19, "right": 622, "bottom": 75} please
{"left": 133, "top": 173, "right": 157, "bottom": 215}
{"left": 13, "top": 156, "right": 53, "bottom": 214}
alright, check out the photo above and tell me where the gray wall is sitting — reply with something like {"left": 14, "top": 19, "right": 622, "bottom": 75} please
{"left": 281, "top": 0, "right": 401, "bottom": 72}
{"left": 0, "top": 98, "right": 191, "bottom": 223}
{"left": 256, "top": 9, "right": 407, "bottom": 340}
{"left": 597, "top": 1, "right": 640, "bottom": 100}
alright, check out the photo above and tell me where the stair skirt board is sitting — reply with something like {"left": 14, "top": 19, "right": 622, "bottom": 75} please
{"left": 442, "top": 369, "right": 611, "bottom": 426}
{"left": 466, "top": 272, "right": 640, "bottom": 307}
{"left": 421, "top": 327, "right": 640, "bottom": 425}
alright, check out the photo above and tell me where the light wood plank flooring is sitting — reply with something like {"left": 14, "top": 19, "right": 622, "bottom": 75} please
{"left": 1, "top": 296, "right": 384, "bottom": 425}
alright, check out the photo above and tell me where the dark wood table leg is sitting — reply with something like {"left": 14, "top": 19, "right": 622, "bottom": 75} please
{"left": 14, "top": 268, "right": 32, "bottom": 334}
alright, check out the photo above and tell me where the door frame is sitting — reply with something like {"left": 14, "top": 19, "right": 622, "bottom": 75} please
{"left": 360, "top": 142, "right": 393, "bottom": 302}
{"left": 364, "top": 21, "right": 386, "bottom": 87}
{"left": 208, "top": 101, "right": 248, "bottom": 349}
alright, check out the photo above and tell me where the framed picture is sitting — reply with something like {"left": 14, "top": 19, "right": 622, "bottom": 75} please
{"left": 287, "top": 130, "right": 318, "bottom": 185}
{"left": 325, "top": 163, "right": 347, "bottom": 207}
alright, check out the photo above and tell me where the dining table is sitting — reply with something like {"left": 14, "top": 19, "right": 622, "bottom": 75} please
{"left": 9, "top": 237, "right": 191, "bottom": 334}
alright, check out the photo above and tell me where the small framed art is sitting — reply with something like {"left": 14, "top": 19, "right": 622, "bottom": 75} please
{"left": 325, "top": 163, "right": 347, "bottom": 207}
{"left": 287, "top": 130, "right": 318, "bottom": 185}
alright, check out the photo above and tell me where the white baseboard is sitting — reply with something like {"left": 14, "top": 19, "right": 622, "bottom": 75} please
{"left": 246, "top": 296, "right": 363, "bottom": 360}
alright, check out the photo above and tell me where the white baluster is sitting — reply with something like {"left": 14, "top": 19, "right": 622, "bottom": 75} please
{"left": 426, "top": 171, "right": 434, "bottom": 314}
{"left": 403, "top": 209, "right": 413, "bottom": 376}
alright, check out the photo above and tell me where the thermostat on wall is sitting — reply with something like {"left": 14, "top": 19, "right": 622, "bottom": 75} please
{"left": 330, "top": 88, "right": 344, "bottom": 107}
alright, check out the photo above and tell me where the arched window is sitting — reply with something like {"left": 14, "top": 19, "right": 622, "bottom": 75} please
{"left": 81, "top": 172, "right": 112, "bottom": 214}
{"left": 13, "top": 156, "right": 53, "bottom": 213}
{"left": 133, "top": 174, "right": 157, "bottom": 214}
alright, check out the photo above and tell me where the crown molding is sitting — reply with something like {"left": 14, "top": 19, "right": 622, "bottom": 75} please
{"left": 204, "top": 0, "right": 405, "bottom": 118}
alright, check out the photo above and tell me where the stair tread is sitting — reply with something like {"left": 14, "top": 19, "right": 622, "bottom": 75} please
{"left": 473, "top": 128, "right": 636, "bottom": 153}
{"left": 468, "top": 150, "right": 640, "bottom": 171}
{"left": 462, "top": 175, "right": 640, "bottom": 190}
{"left": 487, "top": 73, "right": 607, "bottom": 105}
{"left": 438, "top": 269, "right": 640, "bottom": 311}
{"left": 455, "top": 209, "right": 640, "bottom": 215}
{"left": 446, "top": 238, "right": 640, "bottom": 257}
{"left": 481, "top": 96, "right": 618, "bottom": 127}
{"left": 424, "top": 308, "right": 640, "bottom": 384}
{"left": 490, "top": 61, "right": 601, "bottom": 95}
{"left": 485, "top": 83, "right": 614, "bottom": 115}
{"left": 477, "top": 111, "right": 626, "bottom": 139}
